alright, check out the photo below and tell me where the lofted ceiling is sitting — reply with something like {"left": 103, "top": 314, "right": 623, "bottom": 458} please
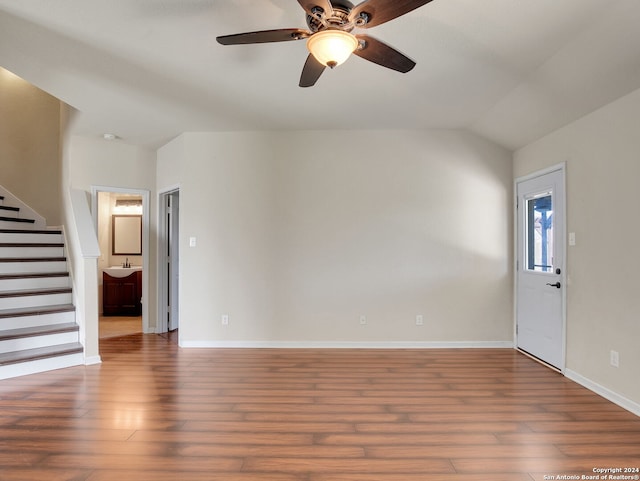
{"left": 1, "top": 0, "right": 639, "bottom": 150}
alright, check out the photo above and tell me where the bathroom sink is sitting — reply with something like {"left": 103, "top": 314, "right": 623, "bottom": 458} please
{"left": 103, "top": 266, "right": 142, "bottom": 278}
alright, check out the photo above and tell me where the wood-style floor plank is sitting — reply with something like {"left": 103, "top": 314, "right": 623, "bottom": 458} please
{"left": 0, "top": 333, "right": 639, "bottom": 481}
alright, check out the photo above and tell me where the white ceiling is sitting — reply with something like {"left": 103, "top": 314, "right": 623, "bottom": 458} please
{"left": 1, "top": 0, "right": 639, "bottom": 150}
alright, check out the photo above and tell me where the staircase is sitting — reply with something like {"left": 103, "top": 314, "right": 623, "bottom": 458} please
{"left": 0, "top": 194, "right": 84, "bottom": 380}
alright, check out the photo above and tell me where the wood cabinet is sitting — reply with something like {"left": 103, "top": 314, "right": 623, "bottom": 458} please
{"left": 103, "top": 271, "right": 142, "bottom": 316}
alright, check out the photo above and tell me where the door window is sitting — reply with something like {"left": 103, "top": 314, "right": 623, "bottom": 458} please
{"left": 525, "top": 192, "right": 553, "bottom": 272}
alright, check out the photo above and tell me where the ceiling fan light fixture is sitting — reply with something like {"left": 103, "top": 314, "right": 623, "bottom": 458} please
{"left": 307, "top": 29, "right": 358, "bottom": 68}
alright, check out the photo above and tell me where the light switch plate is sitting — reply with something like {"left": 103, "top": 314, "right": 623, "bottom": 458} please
{"left": 189, "top": 236, "right": 197, "bottom": 247}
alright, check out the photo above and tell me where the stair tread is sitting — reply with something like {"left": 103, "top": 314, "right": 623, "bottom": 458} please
{"left": 0, "top": 342, "right": 83, "bottom": 366}
{"left": 0, "top": 304, "right": 75, "bottom": 319}
{"left": 0, "top": 272, "right": 69, "bottom": 280}
{"left": 0, "top": 217, "right": 35, "bottom": 224}
{"left": 0, "top": 206, "right": 20, "bottom": 212}
{"left": 0, "top": 229, "right": 62, "bottom": 235}
{"left": 0, "top": 257, "right": 66, "bottom": 263}
{"left": 0, "top": 242, "right": 64, "bottom": 247}
{"left": 0, "top": 287, "right": 72, "bottom": 298}
{"left": 0, "top": 322, "right": 79, "bottom": 340}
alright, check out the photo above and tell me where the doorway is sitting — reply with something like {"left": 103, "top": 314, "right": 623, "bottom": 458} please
{"left": 515, "top": 165, "right": 566, "bottom": 370}
{"left": 158, "top": 188, "right": 180, "bottom": 338}
{"left": 91, "top": 186, "right": 150, "bottom": 339}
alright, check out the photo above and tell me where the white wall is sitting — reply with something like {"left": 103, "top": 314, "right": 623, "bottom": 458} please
{"left": 514, "top": 87, "right": 640, "bottom": 407}
{"left": 158, "top": 129, "right": 513, "bottom": 346}
{"left": 65, "top": 135, "right": 158, "bottom": 332}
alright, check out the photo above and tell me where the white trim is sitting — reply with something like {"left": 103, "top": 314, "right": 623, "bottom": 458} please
{"left": 180, "top": 340, "right": 514, "bottom": 349}
{"left": 84, "top": 355, "right": 102, "bottom": 366}
{"left": 515, "top": 162, "right": 566, "bottom": 183}
{"left": 565, "top": 369, "right": 640, "bottom": 417}
{"left": 514, "top": 162, "right": 567, "bottom": 372}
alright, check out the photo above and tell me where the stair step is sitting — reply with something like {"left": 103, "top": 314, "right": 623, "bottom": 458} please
{"left": 0, "top": 322, "right": 78, "bottom": 340}
{"left": 0, "top": 304, "right": 75, "bottom": 330}
{"left": 0, "top": 287, "right": 73, "bottom": 310}
{"left": 0, "top": 342, "right": 83, "bottom": 366}
{"left": 0, "top": 272, "right": 69, "bottom": 280}
{"left": 0, "top": 216, "right": 35, "bottom": 224}
{"left": 0, "top": 230, "right": 64, "bottom": 245}
{"left": 0, "top": 303, "right": 75, "bottom": 319}
{"left": 0, "top": 258, "right": 68, "bottom": 275}
{"left": 0, "top": 257, "right": 66, "bottom": 262}
{"left": 0, "top": 205, "right": 20, "bottom": 214}
{"left": 0, "top": 244, "right": 65, "bottom": 258}
{"left": 0, "top": 229, "right": 62, "bottom": 235}
{"left": 0, "top": 323, "right": 79, "bottom": 354}
{"left": 0, "top": 243, "right": 64, "bottom": 248}
{"left": 0, "top": 287, "right": 72, "bottom": 299}
{"left": 0, "top": 272, "right": 70, "bottom": 290}
{"left": 0, "top": 208, "right": 19, "bottom": 220}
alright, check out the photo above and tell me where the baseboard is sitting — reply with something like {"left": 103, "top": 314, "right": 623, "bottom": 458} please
{"left": 180, "top": 340, "right": 514, "bottom": 349}
{"left": 84, "top": 355, "right": 102, "bottom": 365}
{"left": 565, "top": 369, "right": 640, "bottom": 417}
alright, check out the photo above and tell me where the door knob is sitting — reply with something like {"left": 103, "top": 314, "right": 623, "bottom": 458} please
{"left": 546, "top": 282, "right": 561, "bottom": 289}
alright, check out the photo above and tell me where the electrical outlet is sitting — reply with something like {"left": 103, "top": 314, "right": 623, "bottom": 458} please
{"left": 416, "top": 315, "right": 424, "bottom": 326}
{"left": 610, "top": 350, "right": 619, "bottom": 368}
{"left": 221, "top": 314, "right": 229, "bottom": 326}
{"left": 359, "top": 315, "right": 367, "bottom": 325}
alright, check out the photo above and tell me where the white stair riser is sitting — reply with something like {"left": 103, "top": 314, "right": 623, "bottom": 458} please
{"left": 0, "top": 261, "right": 67, "bottom": 274}
{"left": 0, "top": 220, "right": 37, "bottom": 230}
{"left": 0, "top": 331, "right": 79, "bottom": 354}
{"left": 0, "top": 232, "right": 63, "bottom": 244}
{"left": 0, "top": 246, "right": 64, "bottom": 258}
{"left": 0, "top": 310, "right": 75, "bottom": 330}
{"left": 0, "top": 352, "right": 84, "bottom": 380}
{"left": 0, "top": 292, "right": 72, "bottom": 310}
{"left": 0, "top": 276, "right": 70, "bottom": 291}
{"left": 0, "top": 209, "right": 20, "bottom": 219}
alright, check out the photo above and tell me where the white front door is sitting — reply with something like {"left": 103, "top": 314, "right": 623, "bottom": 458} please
{"left": 516, "top": 167, "right": 565, "bottom": 369}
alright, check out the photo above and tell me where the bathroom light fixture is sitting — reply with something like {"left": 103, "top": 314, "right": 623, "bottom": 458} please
{"left": 115, "top": 199, "right": 142, "bottom": 207}
{"left": 103, "top": 133, "right": 118, "bottom": 141}
{"left": 306, "top": 30, "right": 359, "bottom": 69}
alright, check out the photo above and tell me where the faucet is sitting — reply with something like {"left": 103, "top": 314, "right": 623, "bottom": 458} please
{"left": 123, "top": 258, "right": 130, "bottom": 268}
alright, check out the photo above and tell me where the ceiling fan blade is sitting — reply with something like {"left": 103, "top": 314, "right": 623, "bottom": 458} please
{"left": 354, "top": 34, "right": 416, "bottom": 73}
{"left": 217, "top": 28, "right": 310, "bottom": 45}
{"left": 299, "top": 54, "right": 326, "bottom": 87}
{"left": 350, "top": 0, "right": 433, "bottom": 28}
{"left": 297, "top": 0, "right": 334, "bottom": 17}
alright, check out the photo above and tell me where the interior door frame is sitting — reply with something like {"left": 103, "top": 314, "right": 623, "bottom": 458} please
{"left": 157, "top": 185, "right": 180, "bottom": 334}
{"left": 513, "top": 163, "right": 567, "bottom": 372}
{"left": 91, "top": 185, "right": 151, "bottom": 333}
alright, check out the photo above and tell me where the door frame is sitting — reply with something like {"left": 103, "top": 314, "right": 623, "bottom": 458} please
{"left": 157, "top": 185, "right": 180, "bottom": 334}
{"left": 91, "top": 185, "right": 151, "bottom": 333}
{"left": 513, "top": 163, "right": 567, "bottom": 372}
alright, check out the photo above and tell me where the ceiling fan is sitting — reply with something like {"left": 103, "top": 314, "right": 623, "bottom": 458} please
{"left": 216, "top": 0, "right": 434, "bottom": 87}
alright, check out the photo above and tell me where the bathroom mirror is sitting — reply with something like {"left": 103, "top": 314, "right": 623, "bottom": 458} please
{"left": 112, "top": 215, "right": 142, "bottom": 255}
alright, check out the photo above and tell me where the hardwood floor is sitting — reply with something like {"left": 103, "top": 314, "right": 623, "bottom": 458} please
{"left": 98, "top": 316, "right": 142, "bottom": 338}
{"left": 0, "top": 335, "right": 639, "bottom": 480}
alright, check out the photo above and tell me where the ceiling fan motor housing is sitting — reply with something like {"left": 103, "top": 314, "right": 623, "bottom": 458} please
{"left": 306, "top": 0, "right": 363, "bottom": 33}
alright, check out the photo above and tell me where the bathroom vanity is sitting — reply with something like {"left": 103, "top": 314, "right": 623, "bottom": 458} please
{"left": 102, "top": 267, "right": 142, "bottom": 316}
